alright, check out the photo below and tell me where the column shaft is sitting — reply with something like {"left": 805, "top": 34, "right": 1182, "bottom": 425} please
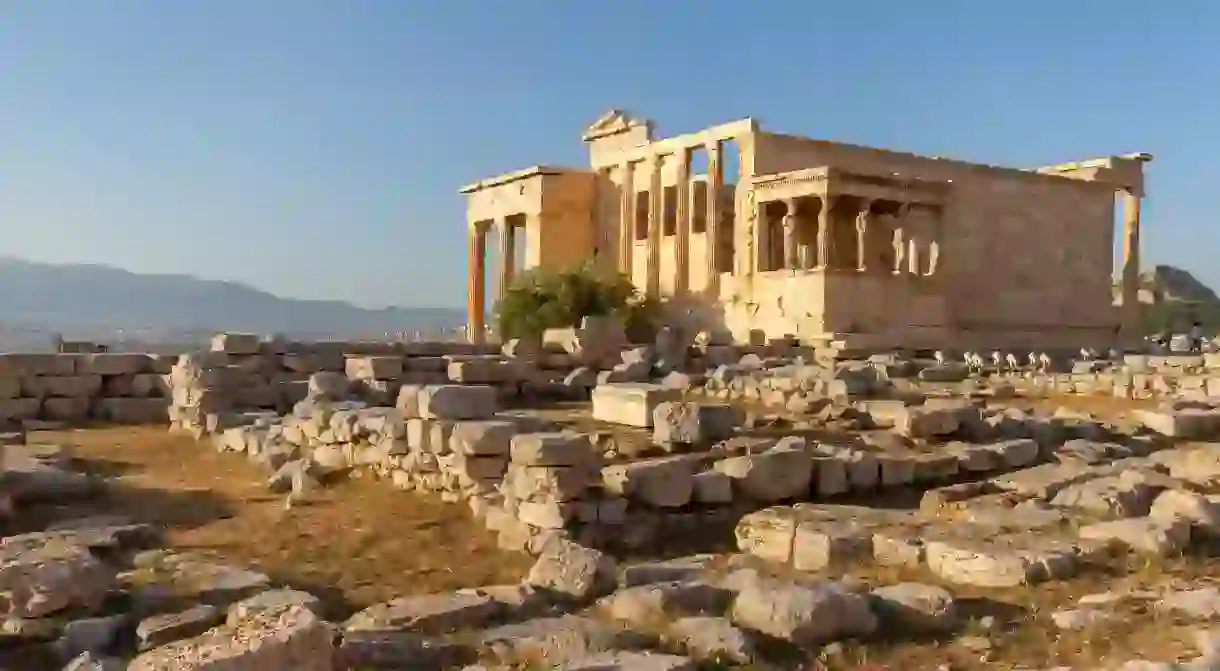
{"left": 618, "top": 161, "right": 635, "bottom": 277}
{"left": 675, "top": 148, "right": 692, "bottom": 293}
{"left": 498, "top": 218, "right": 515, "bottom": 302}
{"left": 705, "top": 141, "right": 722, "bottom": 292}
{"left": 466, "top": 225, "right": 487, "bottom": 344}
{"left": 646, "top": 154, "right": 663, "bottom": 297}
{"left": 1122, "top": 190, "right": 1143, "bottom": 332}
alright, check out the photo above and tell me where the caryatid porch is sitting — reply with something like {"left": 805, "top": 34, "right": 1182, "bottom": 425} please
{"left": 748, "top": 166, "right": 947, "bottom": 278}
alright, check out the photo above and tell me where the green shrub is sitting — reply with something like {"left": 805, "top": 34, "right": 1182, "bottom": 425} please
{"left": 495, "top": 263, "right": 660, "bottom": 342}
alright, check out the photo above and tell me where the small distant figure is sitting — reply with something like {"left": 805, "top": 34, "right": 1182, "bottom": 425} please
{"left": 1004, "top": 352, "right": 1019, "bottom": 371}
{"left": 1027, "top": 351, "right": 1038, "bottom": 369}
{"left": 1038, "top": 352, "right": 1052, "bottom": 373}
{"left": 934, "top": 350, "right": 946, "bottom": 365}
{"left": 1190, "top": 321, "right": 1205, "bottom": 353}
{"left": 990, "top": 351, "right": 1003, "bottom": 370}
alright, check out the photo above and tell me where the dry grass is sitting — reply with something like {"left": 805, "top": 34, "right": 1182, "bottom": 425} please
{"left": 17, "top": 425, "right": 532, "bottom": 618}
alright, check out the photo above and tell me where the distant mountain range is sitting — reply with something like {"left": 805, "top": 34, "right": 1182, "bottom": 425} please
{"left": 0, "top": 256, "right": 463, "bottom": 349}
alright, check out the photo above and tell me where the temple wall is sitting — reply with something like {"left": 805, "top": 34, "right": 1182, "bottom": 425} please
{"left": 749, "top": 133, "right": 1119, "bottom": 345}
{"left": 538, "top": 173, "right": 598, "bottom": 271}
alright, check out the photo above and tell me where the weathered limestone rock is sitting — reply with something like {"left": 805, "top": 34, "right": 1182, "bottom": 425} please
{"left": 1157, "top": 587, "right": 1220, "bottom": 620}
{"left": 791, "top": 518, "right": 874, "bottom": 572}
{"left": 335, "top": 630, "right": 464, "bottom": 670}
{"left": 692, "top": 470, "right": 733, "bottom": 504}
{"left": 620, "top": 555, "right": 718, "bottom": 587}
{"left": 127, "top": 604, "right": 333, "bottom": 671}
{"left": 56, "top": 613, "right": 128, "bottom": 660}
{"left": 345, "top": 356, "right": 403, "bottom": 381}
{"left": 1050, "top": 608, "right": 1113, "bottom": 631}
{"left": 652, "top": 402, "right": 740, "bottom": 446}
{"left": 476, "top": 614, "right": 625, "bottom": 666}
{"left": 394, "top": 384, "right": 424, "bottom": 418}
{"left": 731, "top": 577, "right": 877, "bottom": 646}
{"left": 510, "top": 432, "right": 596, "bottom": 466}
{"left": 1150, "top": 489, "right": 1220, "bottom": 531}
{"left": 598, "top": 581, "right": 732, "bottom": 624}
{"left": 307, "top": 372, "right": 349, "bottom": 400}
{"left": 893, "top": 404, "right": 972, "bottom": 437}
{"left": 602, "top": 456, "right": 697, "bottom": 508}
{"left": 735, "top": 508, "right": 797, "bottom": 564}
{"left": 592, "top": 383, "right": 681, "bottom": 428}
{"left": 924, "top": 533, "right": 1088, "bottom": 588}
{"left": 870, "top": 583, "right": 959, "bottom": 634}
{"left": 714, "top": 443, "right": 812, "bottom": 502}
{"left": 668, "top": 616, "right": 759, "bottom": 664}
{"left": 1137, "top": 407, "right": 1220, "bottom": 440}
{"left": 1077, "top": 517, "right": 1191, "bottom": 555}
{"left": 226, "top": 588, "right": 324, "bottom": 623}
{"left": 344, "top": 590, "right": 501, "bottom": 634}
{"left": 1050, "top": 475, "right": 1159, "bottom": 518}
{"left": 418, "top": 385, "right": 497, "bottom": 420}
{"left": 136, "top": 604, "right": 224, "bottom": 650}
{"left": 450, "top": 420, "right": 518, "bottom": 456}
{"left": 0, "top": 538, "right": 115, "bottom": 617}
{"left": 565, "top": 651, "right": 699, "bottom": 670}
{"left": 526, "top": 539, "right": 617, "bottom": 599}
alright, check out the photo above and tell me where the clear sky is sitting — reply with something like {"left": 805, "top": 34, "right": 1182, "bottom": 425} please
{"left": 1, "top": 2, "right": 1217, "bottom": 309}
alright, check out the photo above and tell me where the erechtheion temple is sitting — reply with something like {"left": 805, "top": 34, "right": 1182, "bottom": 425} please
{"left": 461, "top": 110, "right": 1151, "bottom": 351}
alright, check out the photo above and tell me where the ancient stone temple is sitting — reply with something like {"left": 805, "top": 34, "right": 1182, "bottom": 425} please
{"left": 460, "top": 109, "right": 1151, "bottom": 350}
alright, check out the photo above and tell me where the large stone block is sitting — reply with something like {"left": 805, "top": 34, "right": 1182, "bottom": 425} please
{"left": 345, "top": 356, "right": 403, "bottom": 381}
{"left": 210, "top": 332, "right": 262, "bottom": 355}
{"left": 0, "top": 375, "right": 20, "bottom": 400}
{"left": 447, "top": 357, "right": 520, "bottom": 384}
{"left": 510, "top": 432, "right": 597, "bottom": 466}
{"left": 449, "top": 420, "right": 519, "bottom": 456}
{"left": 0, "top": 354, "right": 77, "bottom": 377}
{"left": 714, "top": 443, "right": 813, "bottom": 502}
{"left": 78, "top": 353, "right": 152, "bottom": 376}
{"left": 652, "top": 402, "right": 741, "bottom": 446}
{"left": 43, "top": 397, "right": 92, "bottom": 422}
{"left": 1136, "top": 408, "right": 1220, "bottom": 440}
{"left": 602, "top": 455, "right": 698, "bottom": 508}
{"left": 27, "top": 375, "right": 103, "bottom": 399}
{"left": 591, "top": 383, "right": 680, "bottom": 428}
{"left": 93, "top": 398, "right": 169, "bottom": 424}
{"left": 418, "top": 385, "right": 497, "bottom": 420}
{"left": 504, "top": 463, "right": 596, "bottom": 502}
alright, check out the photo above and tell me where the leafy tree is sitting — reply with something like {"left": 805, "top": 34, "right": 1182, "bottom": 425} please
{"left": 495, "top": 263, "right": 661, "bottom": 342}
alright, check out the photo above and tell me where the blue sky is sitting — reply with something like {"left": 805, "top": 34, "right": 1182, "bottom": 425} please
{"left": 1, "top": 2, "right": 1217, "bottom": 309}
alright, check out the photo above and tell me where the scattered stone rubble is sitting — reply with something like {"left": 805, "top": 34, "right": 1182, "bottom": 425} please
{"left": 15, "top": 331, "right": 1220, "bottom": 667}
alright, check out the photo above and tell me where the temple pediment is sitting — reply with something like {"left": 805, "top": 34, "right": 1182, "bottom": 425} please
{"left": 582, "top": 109, "right": 650, "bottom": 142}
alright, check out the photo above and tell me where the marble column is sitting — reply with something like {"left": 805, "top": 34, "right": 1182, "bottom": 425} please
{"left": 782, "top": 198, "right": 800, "bottom": 269}
{"left": 855, "top": 200, "right": 872, "bottom": 272}
{"left": 675, "top": 148, "right": 692, "bottom": 293}
{"left": 618, "top": 161, "right": 635, "bottom": 277}
{"left": 646, "top": 153, "right": 663, "bottom": 297}
{"left": 1121, "top": 188, "right": 1143, "bottom": 332}
{"left": 816, "top": 195, "right": 836, "bottom": 270}
{"left": 466, "top": 222, "right": 487, "bottom": 344}
{"left": 497, "top": 217, "right": 515, "bottom": 302}
{"left": 705, "top": 141, "right": 723, "bottom": 292}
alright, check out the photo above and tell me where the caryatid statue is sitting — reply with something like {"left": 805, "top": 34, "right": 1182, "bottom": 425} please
{"left": 854, "top": 205, "right": 871, "bottom": 272}
{"left": 890, "top": 223, "right": 906, "bottom": 275}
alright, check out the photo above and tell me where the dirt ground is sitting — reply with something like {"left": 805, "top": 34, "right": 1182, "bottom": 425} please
{"left": 8, "top": 393, "right": 1214, "bottom": 669}
{"left": 17, "top": 425, "right": 532, "bottom": 619}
